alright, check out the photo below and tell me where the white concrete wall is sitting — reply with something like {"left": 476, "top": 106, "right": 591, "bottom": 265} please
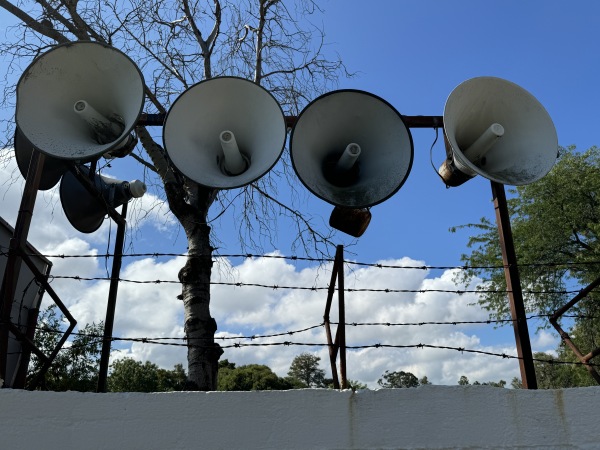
{"left": 1, "top": 386, "right": 598, "bottom": 449}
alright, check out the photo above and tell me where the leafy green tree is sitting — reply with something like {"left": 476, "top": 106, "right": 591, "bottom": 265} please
{"left": 108, "top": 358, "right": 187, "bottom": 392}
{"left": 453, "top": 146, "right": 600, "bottom": 385}
{"left": 458, "top": 375, "right": 470, "bottom": 386}
{"left": 346, "top": 379, "right": 368, "bottom": 391}
{"left": 454, "top": 146, "right": 600, "bottom": 318}
{"left": 287, "top": 353, "right": 326, "bottom": 388}
{"left": 457, "top": 375, "right": 506, "bottom": 387}
{"left": 531, "top": 351, "right": 596, "bottom": 389}
{"left": 28, "top": 305, "right": 103, "bottom": 391}
{"left": 419, "top": 376, "right": 432, "bottom": 385}
{"left": 109, "top": 358, "right": 161, "bottom": 392}
{"left": 217, "top": 363, "right": 297, "bottom": 391}
{"left": 377, "top": 370, "right": 420, "bottom": 388}
{"left": 218, "top": 359, "right": 237, "bottom": 371}
{"left": 157, "top": 363, "right": 188, "bottom": 391}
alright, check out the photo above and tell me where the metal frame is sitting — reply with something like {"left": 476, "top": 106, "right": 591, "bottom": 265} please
{"left": 323, "top": 245, "right": 347, "bottom": 389}
{"left": 0, "top": 152, "right": 130, "bottom": 391}
{"left": 4, "top": 113, "right": 540, "bottom": 391}
{"left": 0, "top": 151, "right": 77, "bottom": 389}
{"left": 314, "top": 118, "right": 539, "bottom": 389}
{"left": 549, "top": 276, "right": 600, "bottom": 384}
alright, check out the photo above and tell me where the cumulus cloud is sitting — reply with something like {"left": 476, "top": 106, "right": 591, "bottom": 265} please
{"left": 204, "top": 255, "right": 530, "bottom": 387}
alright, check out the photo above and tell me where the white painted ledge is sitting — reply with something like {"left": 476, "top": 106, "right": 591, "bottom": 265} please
{"left": 1, "top": 386, "right": 599, "bottom": 449}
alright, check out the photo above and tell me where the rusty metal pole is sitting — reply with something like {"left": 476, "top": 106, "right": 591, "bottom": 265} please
{"left": 324, "top": 247, "right": 341, "bottom": 389}
{"left": 0, "top": 150, "right": 45, "bottom": 386}
{"left": 97, "top": 203, "right": 128, "bottom": 393}
{"left": 491, "top": 181, "right": 537, "bottom": 389}
{"left": 336, "top": 245, "right": 347, "bottom": 389}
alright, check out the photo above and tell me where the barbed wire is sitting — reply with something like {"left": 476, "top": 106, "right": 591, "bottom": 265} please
{"left": 42, "top": 334, "right": 600, "bottom": 368}
{"left": 27, "top": 313, "right": 596, "bottom": 344}
{"left": 42, "top": 274, "right": 589, "bottom": 296}
{"left": 2, "top": 247, "right": 600, "bottom": 271}
{"left": 6, "top": 249, "right": 599, "bottom": 375}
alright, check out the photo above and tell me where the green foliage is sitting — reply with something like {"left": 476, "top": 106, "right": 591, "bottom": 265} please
{"left": 533, "top": 349, "right": 597, "bottom": 389}
{"left": 453, "top": 146, "right": 600, "bottom": 387}
{"left": 453, "top": 146, "right": 600, "bottom": 322}
{"left": 457, "top": 375, "right": 506, "bottom": 387}
{"left": 419, "top": 376, "right": 432, "bottom": 385}
{"left": 217, "top": 361, "right": 298, "bottom": 391}
{"left": 347, "top": 379, "right": 368, "bottom": 391}
{"left": 287, "top": 353, "right": 326, "bottom": 387}
{"left": 511, "top": 377, "right": 523, "bottom": 389}
{"left": 377, "top": 370, "right": 420, "bottom": 388}
{"left": 108, "top": 358, "right": 187, "bottom": 392}
{"left": 28, "top": 305, "right": 103, "bottom": 392}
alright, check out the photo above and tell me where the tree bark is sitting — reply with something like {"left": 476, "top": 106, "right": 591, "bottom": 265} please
{"left": 180, "top": 223, "right": 222, "bottom": 390}
{"left": 165, "top": 180, "right": 221, "bottom": 390}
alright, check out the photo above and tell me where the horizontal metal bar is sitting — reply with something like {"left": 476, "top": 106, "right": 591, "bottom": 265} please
{"left": 402, "top": 115, "right": 444, "bottom": 129}
{"left": 136, "top": 114, "right": 445, "bottom": 129}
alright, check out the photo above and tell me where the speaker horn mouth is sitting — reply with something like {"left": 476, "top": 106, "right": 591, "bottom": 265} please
{"left": 442, "top": 76, "right": 558, "bottom": 186}
{"left": 162, "top": 76, "right": 286, "bottom": 189}
{"left": 16, "top": 41, "right": 145, "bottom": 162}
{"left": 322, "top": 145, "right": 361, "bottom": 187}
{"left": 290, "top": 89, "right": 414, "bottom": 209}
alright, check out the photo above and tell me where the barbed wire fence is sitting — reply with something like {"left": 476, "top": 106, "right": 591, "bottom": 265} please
{"left": 2, "top": 247, "right": 600, "bottom": 385}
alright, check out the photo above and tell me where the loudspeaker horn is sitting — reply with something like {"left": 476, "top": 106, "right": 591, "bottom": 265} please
{"left": 16, "top": 41, "right": 145, "bottom": 162}
{"left": 60, "top": 166, "right": 146, "bottom": 233}
{"left": 163, "top": 76, "right": 286, "bottom": 189}
{"left": 290, "top": 90, "right": 414, "bottom": 210}
{"left": 439, "top": 76, "right": 558, "bottom": 187}
{"left": 14, "top": 128, "right": 69, "bottom": 191}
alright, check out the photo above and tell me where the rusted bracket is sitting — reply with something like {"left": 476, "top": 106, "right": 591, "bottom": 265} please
{"left": 549, "top": 275, "right": 600, "bottom": 384}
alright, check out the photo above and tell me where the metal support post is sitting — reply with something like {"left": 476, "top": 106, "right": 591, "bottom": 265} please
{"left": 491, "top": 181, "right": 537, "bottom": 389}
{"left": 97, "top": 203, "right": 128, "bottom": 393}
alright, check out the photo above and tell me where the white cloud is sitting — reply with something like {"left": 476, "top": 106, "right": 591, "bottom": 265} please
{"left": 532, "top": 329, "right": 560, "bottom": 352}
{"left": 204, "top": 255, "right": 525, "bottom": 387}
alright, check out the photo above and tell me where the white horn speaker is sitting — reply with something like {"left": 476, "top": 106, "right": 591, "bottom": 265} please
{"left": 60, "top": 166, "right": 146, "bottom": 233}
{"left": 16, "top": 41, "right": 145, "bottom": 162}
{"left": 163, "top": 76, "right": 286, "bottom": 189}
{"left": 14, "top": 128, "right": 68, "bottom": 190}
{"left": 290, "top": 90, "right": 414, "bottom": 209}
{"left": 440, "top": 76, "right": 558, "bottom": 186}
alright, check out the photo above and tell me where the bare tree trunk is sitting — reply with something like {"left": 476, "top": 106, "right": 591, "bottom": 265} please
{"left": 165, "top": 179, "right": 221, "bottom": 390}
{"left": 180, "top": 224, "right": 222, "bottom": 390}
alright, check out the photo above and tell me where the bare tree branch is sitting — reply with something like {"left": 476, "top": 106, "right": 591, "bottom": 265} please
{"left": 0, "top": 0, "right": 69, "bottom": 43}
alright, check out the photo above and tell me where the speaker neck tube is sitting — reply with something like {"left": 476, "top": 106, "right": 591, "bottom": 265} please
{"left": 74, "top": 100, "right": 124, "bottom": 145}
{"left": 219, "top": 130, "right": 248, "bottom": 175}
{"left": 462, "top": 123, "right": 504, "bottom": 163}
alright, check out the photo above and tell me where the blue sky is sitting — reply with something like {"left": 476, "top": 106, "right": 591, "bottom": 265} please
{"left": 0, "top": 1, "right": 598, "bottom": 387}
